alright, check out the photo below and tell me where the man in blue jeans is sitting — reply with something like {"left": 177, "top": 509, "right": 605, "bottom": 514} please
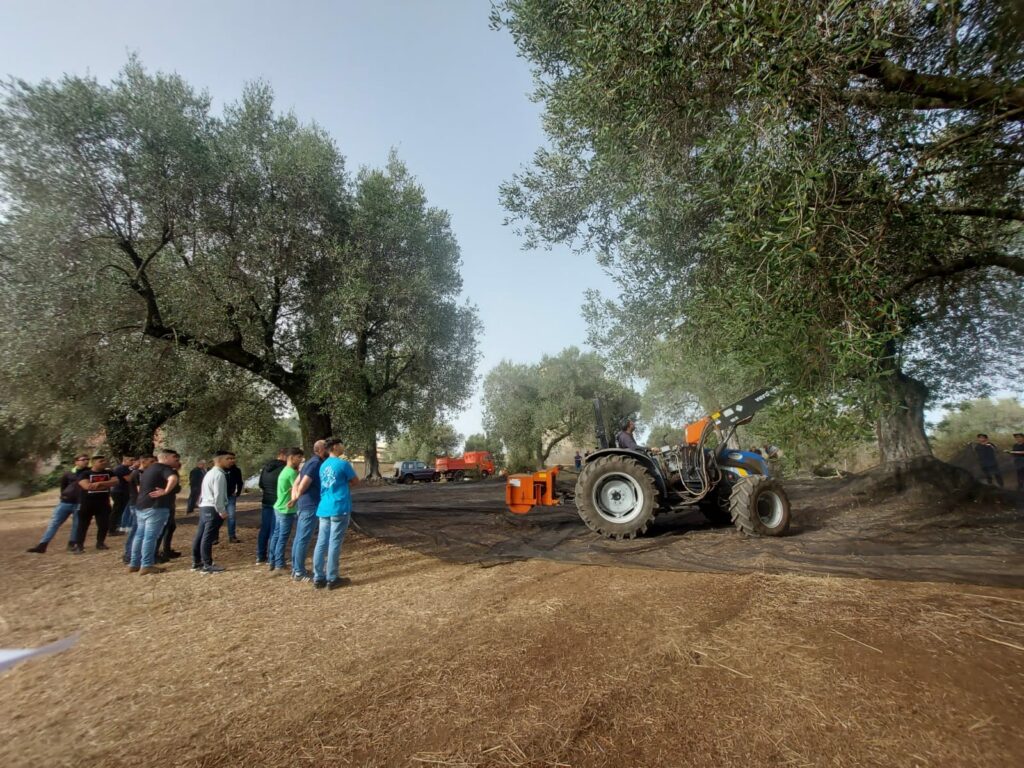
{"left": 122, "top": 455, "right": 155, "bottom": 563}
{"left": 290, "top": 439, "right": 327, "bottom": 582}
{"left": 26, "top": 454, "right": 89, "bottom": 553}
{"left": 313, "top": 439, "right": 359, "bottom": 590}
{"left": 269, "top": 448, "right": 303, "bottom": 572}
{"left": 256, "top": 449, "right": 286, "bottom": 564}
{"left": 129, "top": 449, "right": 180, "bottom": 575}
{"left": 191, "top": 450, "right": 234, "bottom": 573}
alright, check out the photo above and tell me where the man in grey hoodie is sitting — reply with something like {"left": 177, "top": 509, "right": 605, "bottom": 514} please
{"left": 191, "top": 451, "right": 235, "bottom": 574}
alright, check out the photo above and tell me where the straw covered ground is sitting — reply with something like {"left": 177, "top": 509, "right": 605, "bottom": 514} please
{"left": 1, "top": 489, "right": 1023, "bottom": 767}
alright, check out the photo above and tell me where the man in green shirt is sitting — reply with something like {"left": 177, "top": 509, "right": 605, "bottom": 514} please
{"left": 269, "top": 447, "right": 304, "bottom": 572}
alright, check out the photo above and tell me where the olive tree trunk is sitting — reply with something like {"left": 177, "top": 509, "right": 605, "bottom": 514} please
{"left": 875, "top": 369, "right": 933, "bottom": 465}
{"left": 296, "top": 405, "right": 333, "bottom": 456}
{"left": 364, "top": 439, "right": 382, "bottom": 479}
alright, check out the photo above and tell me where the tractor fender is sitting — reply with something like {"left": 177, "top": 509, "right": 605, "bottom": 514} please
{"left": 582, "top": 448, "right": 670, "bottom": 501}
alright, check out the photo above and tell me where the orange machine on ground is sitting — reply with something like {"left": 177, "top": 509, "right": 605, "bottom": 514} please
{"left": 505, "top": 466, "right": 560, "bottom": 514}
{"left": 436, "top": 451, "right": 496, "bottom": 481}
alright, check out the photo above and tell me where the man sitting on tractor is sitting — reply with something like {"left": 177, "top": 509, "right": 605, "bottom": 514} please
{"left": 615, "top": 419, "right": 641, "bottom": 451}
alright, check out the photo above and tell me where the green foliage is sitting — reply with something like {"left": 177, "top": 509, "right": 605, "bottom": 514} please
{"left": 495, "top": 0, "right": 1024, "bottom": 463}
{"left": 385, "top": 421, "right": 462, "bottom": 465}
{"left": 931, "top": 397, "right": 1024, "bottom": 460}
{"left": 25, "top": 465, "right": 67, "bottom": 494}
{"left": 483, "top": 346, "right": 640, "bottom": 469}
{"left": 464, "top": 432, "right": 506, "bottom": 467}
{"left": 0, "top": 59, "right": 479, "bottom": 473}
{"left": 159, "top": 387, "right": 297, "bottom": 475}
{"left": 307, "top": 155, "right": 480, "bottom": 465}
{"left": 0, "top": 406, "right": 61, "bottom": 481}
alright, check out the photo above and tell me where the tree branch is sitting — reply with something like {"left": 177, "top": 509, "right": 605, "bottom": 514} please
{"left": 846, "top": 90, "right": 973, "bottom": 111}
{"left": 896, "top": 251, "right": 1024, "bottom": 297}
{"left": 265, "top": 275, "right": 282, "bottom": 351}
{"left": 115, "top": 238, "right": 300, "bottom": 396}
{"left": 856, "top": 56, "right": 1024, "bottom": 113}
{"left": 934, "top": 206, "right": 1024, "bottom": 222}
{"left": 378, "top": 353, "right": 418, "bottom": 396}
{"left": 541, "top": 429, "right": 573, "bottom": 464}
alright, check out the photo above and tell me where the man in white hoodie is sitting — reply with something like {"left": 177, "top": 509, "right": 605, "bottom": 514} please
{"left": 191, "top": 451, "right": 235, "bottom": 574}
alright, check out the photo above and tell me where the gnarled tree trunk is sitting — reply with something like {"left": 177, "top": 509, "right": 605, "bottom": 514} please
{"left": 875, "top": 368, "right": 932, "bottom": 465}
{"left": 864, "top": 365, "right": 975, "bottom": 498}
{"left": 296, "top": 404, "right": 333, "bottom": 455}
{"left": 364, "top": 439, "right": 382, "bottom": 479}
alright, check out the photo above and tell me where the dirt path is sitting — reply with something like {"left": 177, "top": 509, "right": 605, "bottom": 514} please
{"left": 1, "top": 491, "right": 1022, "bottom": 767}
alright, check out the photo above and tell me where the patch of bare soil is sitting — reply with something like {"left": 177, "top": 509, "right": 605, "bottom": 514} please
{"left": 0, "top": 489, "right": 1022, "bottom": 767}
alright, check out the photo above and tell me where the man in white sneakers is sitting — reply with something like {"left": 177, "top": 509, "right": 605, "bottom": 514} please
{"left": 191, "top": 450, "right": 235, "bottom": 574}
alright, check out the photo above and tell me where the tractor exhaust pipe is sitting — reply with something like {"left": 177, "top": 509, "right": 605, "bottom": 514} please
{"left": 593, "top": 397, "right": 609, "bottom": 450}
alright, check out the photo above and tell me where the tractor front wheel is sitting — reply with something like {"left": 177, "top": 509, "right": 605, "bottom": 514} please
{"left": 729, "top": 475, "right": 791, "bottom": 536}
{"left": 575, "top": 455, "right": 658, "bottom": 540}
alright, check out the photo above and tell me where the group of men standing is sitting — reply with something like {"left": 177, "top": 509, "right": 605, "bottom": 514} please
{"left": 26, "top": 438, "right": 360, "bottom": 589}
{"left": 30, "top": 450, "right": 197, "bottom": 571}
{"left": 255, "top": 438, "right": 359, "bottom": 589}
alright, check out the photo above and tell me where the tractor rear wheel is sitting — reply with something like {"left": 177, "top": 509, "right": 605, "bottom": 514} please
{"left": 575, "top": 455, "right": 658, "bottom": 540}
{"left": 729, "top": 475, "right": 791, "bottom": 536}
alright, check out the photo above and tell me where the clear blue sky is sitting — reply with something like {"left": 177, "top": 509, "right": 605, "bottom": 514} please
{"left": 0, "top": 0, "right": 618, "bottom": 441}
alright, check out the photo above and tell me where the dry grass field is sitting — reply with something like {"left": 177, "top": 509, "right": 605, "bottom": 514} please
{"left": 1, "top": 489, "right": 1022, "bottom": 767}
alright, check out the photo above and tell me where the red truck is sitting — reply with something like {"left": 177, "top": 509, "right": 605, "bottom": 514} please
{"left": 435, "top": 451, "right": 496, "bottom": 481}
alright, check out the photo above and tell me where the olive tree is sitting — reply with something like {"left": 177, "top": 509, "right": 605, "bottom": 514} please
{"left": 482, "top": 347, "right": 640, "bottom": 469}
{"left": 494, "top": 0, "right": 1024, "bottom": 468}
{"left": 0, "top": 60, "right": 478, "bottom": 470}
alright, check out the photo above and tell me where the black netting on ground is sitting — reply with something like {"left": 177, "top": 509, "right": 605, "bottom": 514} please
{"left": 338, "top": 478, "right": 1024, "bottom": 588}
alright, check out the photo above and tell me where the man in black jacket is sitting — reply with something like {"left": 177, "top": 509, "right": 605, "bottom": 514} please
{"left": 973, "top": 434, "right": 1003, "bottom": 487}
{"left": 1009, "top": 433, "right": 1024, "bottom": 492}
{"left": 26, "top": 455, "right": 89, "bottom": 553}
{"left": 256, "top": 450, "right": 286, "bottom": 564}
{"left": 186, "top": 460, "right": 207, "bottom": 515}
{"left": 108, "top": 455, "right": 136, "bottom": 535}
{"left": 225, "top": 461, "right": 244, "bottom": 543}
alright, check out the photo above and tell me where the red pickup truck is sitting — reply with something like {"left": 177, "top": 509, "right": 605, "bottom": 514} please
{"left": 435, "top": 451, "right": 496, "bottom": 481}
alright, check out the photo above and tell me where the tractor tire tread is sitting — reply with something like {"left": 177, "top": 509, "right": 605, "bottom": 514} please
{"left": 574, "top": 455, "right": 658, "bottom": 540}
{"left": 729, "top": 475, "right": 791, "bottom": 537}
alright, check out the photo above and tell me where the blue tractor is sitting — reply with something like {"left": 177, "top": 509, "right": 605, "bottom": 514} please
{"left": 574, "top": 389, "right": 790, "bottom": 540}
